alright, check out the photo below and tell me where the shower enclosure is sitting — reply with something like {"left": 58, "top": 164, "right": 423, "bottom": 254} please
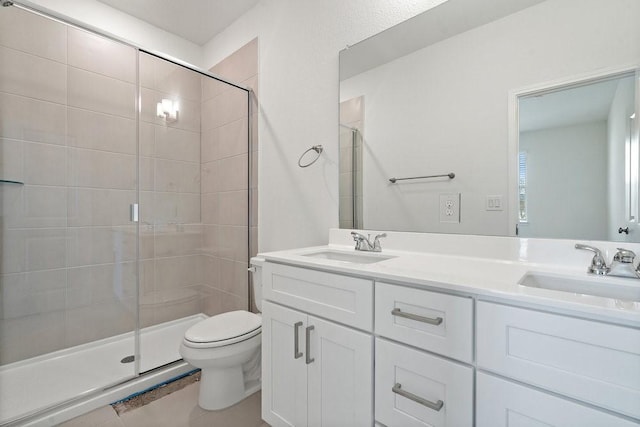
{"left": 0, "top": 4, "right": 251, "bottom": 424}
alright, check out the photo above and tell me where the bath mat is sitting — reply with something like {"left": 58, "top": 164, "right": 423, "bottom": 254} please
{"left": 111, "top": 370, "right": 201, "bottom": 415}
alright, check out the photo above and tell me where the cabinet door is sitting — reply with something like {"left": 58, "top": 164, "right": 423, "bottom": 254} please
{"left": 477, "top": 301, "right": 640, "bottom": 419}
{"left": 307, "top": 315, "right": 373, "bottom": 427}
{"left": 262, "top": 301, "right": 308, "bottom": 427}
{"left": 477, "top": 372, "right": 639, "bottom": 427}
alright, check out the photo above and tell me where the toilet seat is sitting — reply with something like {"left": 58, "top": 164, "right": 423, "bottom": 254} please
{"left": 183, "top": 310, "right": 262, "bottom": 349}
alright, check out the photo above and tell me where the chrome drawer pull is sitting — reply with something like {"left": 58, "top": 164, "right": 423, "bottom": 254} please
{"left": 392, "top": 383, "right": 444, "bottom": 411}
{"left": 391, "top": 308, "right": 443, "bottom": 325}
{"left": 305, "top": 325, "right": 315, "bottom": 364}
{"left": 294, "top": 321, "right": 303, "bottom": 359}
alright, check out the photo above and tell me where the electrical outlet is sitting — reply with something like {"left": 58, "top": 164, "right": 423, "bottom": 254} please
{"left": 486, "top": 195, "right": 503, "bottom": 211}
{"left": 439, "top": 193, "right": 460, "bottom": 223}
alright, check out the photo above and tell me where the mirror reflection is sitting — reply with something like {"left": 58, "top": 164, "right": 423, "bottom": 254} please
{"left": 339, "top": 0, "right": 640, "bottom": 241}
{"left": 517, "top": 73, "right": 637, "bottom": 241}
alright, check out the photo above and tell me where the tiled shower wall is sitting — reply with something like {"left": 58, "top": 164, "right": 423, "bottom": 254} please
{"left": 201, "top": 39, "right": 258, "bottom": 315}
{"left": 0, "top": 8, "right": 138, "bottom": 364}
{"left": 0, "top": 6, "right": 256, "bottom": 364}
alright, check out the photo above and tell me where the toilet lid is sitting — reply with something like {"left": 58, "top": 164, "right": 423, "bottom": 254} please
{"left": 185, "top": 311, "right": 262, "bottom": 343}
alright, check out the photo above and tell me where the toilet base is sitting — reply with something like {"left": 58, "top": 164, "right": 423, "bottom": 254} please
{"left": 198, "top": 368, "right": 261, "bottom": 410}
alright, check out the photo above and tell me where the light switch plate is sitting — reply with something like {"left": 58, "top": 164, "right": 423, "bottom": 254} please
{"left": 439, "top": 193, "right": 460, "bottom": 223}
{"left": 486, "top": 195, "right": 503, "bottom": 211}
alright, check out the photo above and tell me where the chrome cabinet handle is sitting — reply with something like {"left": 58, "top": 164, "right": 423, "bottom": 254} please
{"left": 391, "top": 308, "right": 443, "bottom": 326}
{"left": 294, "top": 321, "right": 303, "bottom": 359}
{"left": 392, "top": 383, "right": 444, "bottom": 411}
{"left": 305, "top": 325, "right": 314, "bottom": 364}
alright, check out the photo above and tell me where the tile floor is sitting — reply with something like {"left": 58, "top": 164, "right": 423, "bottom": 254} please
{"left": 60, "top": 385, "right": 265, "bottom": 427}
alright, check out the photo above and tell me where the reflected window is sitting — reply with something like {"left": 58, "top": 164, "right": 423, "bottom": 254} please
{"left": 518, "top": 151, "right": 528, "bottom": 223}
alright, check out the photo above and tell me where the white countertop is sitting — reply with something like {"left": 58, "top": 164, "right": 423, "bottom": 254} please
{"left": 258, "top": 243, "right": 640, "bottom": 327}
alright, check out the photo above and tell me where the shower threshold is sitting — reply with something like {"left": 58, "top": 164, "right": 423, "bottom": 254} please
{"left": 0, "top": 314, "right": 206, "bottom": 425}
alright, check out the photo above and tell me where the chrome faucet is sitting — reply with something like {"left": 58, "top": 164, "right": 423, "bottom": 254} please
{"left": 575, "top": 244, "right": 640, "bottom": 278}
{"left": 351, "top": 232, "right": 386, "bottom": 252}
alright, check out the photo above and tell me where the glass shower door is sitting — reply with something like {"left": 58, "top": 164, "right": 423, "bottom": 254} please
{"left": 0, "top": 5, "right": 138, "bottom": 423}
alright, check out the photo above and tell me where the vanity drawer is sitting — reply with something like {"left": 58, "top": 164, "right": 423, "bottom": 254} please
{"left": 477, "top": 301, "right": 640, "bottom": 420}
{"left": 262, "top": 262, "right": 373, "bottom": 331}
{"left": 375, "top": 338, "right": 473, "bottom": 427}
{"left": 375, "top": 282, "right": 473, "bottom": 363}
{"left": 477, "top": 372, "right": 638, "bottom": 427}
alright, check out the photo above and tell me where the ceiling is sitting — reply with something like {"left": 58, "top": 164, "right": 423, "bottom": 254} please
{"left": 96, "top": 0, "right": 260, "bottom": 45}
{"left": 519, "top": 75, "right": 634, "bottom": 132}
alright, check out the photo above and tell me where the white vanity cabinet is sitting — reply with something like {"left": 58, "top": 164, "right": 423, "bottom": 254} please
{"left": 374, "top": 282, "right": 474, "bottom": 426}
{"left": 260, "top": 258, "right": 640, "bottom": 426}
{"left": 476, "top": 301, "right": 640, "bottom": 421}
{"left": 260, "top": 263, "right": 374, "bottom": 427}
{"left": 476, "top": 372, "right": 639, "bottom": 427}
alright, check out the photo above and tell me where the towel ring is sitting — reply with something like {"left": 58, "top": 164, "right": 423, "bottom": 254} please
{"left": 298, "top": 145, "right": 323, "bottom": 168}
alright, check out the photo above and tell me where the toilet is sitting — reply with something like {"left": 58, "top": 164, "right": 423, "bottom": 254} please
{"left": 179, "top": 258, "right": 264, "bottom": 410}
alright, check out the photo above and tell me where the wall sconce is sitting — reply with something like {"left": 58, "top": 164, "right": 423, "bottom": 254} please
{"left": 157, "top": 99, "right": 179, "bottom": 122}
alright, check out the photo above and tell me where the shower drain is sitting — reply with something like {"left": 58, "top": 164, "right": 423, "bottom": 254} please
{"left": 120, "top": 355, "right": 135, "bottom": 363}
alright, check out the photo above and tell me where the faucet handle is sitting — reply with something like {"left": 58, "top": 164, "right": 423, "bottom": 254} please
{"left": 372, "top": 233, "right": 386, "bottom": 252}
{"left": 575, "top": 244, "right": 609, "bottom": 275}
{"left": 614, "top": 248, "right": 636, "bottom": 263}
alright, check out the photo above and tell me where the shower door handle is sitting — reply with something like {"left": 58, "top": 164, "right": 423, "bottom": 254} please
{"left": 293, "top": 321, "right": 303, "bottom": 359}
{"left": 130, "top": 203, "right": 139, "bottom": 223}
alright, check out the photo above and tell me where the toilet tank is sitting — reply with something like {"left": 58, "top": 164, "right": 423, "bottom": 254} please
{"left": 250, "top": 257, "right": 265, "bottom": 312}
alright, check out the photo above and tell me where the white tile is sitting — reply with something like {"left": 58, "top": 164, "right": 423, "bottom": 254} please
{"left": 0, "top": 46, "right": 66, "bottom": 104}
{"left": 139, "top": 122, "right": 155, "bottom": 157}
{"left": 139, "top": 52, "right": 156, "bottom": 90}
{"left": 23, "top": 228, "right": 67, "bottom": 271}
{"left": 202, "top": 87, "right": 248, "bottom": 131}
{"left": 0, "top": 92, "right": 66, "bottom": 144}
{"left": 68, "top": 67, "right": 136, "bottom": 119}
{"left": 155, "top": 126, "right": 200, "bottom": 163}
{"left": 218, "top": 190, "right": 248, "bottom": 226}
{"left": 0, "top": 311, "right": 66, "bottom": 364}
{"left": 68, "top": 108, "right": 136, "bottom": 154}
{"left": 0, "top": 6, "right": 66, "bottom": 62}
{"left": 24, "top": 142, "right": 66, "bottom": 185}
{"left": 0, "top": 138, "right": 24, "bottom": 183}
{"left": 179, "top": 193, "right": 201, "bottom": 224}
{"left": 67, "top": 188, "right": 136, "bottom": 227}
{"left": 201, "top": 161, "right": 219, "bottom": 194}
{"left": 155, "top": 160, "right": 200, "bottom": 193}
{"left": 67, "top": 226, "right": 136, "bottom": 267}
{"left": 68, "top": 27, "right": 136, "bottom": 83}
{"left": 216, "top": 117, "right": 249, "bottom": 160}
{"left": 4, "top": 185, "right": 68, "bottom": 229}
{"left": 218, "top": 154, "right": 248, "bottom": 192}
{"left": 154, "top": 58, "right": 201, "bottom": 102}
{"left": 68, "top": 148, "right": 136, "bottom": 190}
{"left": 1, "top": 269, "right": 66, "bottom": 319}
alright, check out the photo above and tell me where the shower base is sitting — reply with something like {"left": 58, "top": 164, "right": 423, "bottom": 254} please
{"left": 0, "top": 313, "right": 206, "bottom": 426}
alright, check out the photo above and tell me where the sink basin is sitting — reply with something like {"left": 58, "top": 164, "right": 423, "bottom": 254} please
{"left": 519, "top": 271, "right": 640, "bottom": 301}
{"left": 302, "top": 250, "right": 395, "bottom": 264}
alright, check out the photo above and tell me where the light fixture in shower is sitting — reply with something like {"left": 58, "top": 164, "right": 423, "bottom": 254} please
{"left": 157, "top": 98, "right": 179, "bottom": 122}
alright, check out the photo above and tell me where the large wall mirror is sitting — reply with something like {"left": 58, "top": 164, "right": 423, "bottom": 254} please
{"left": 339, "top": 0, "right": 640, "bottom": 242}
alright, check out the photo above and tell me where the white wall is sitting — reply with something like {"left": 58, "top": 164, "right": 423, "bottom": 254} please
{"left": 519, "top": 122, "right": 608, "bottom": 240}
{"left": 607, "top": 77, "right": 637, "bottom": 241}
{"left": 201, "top": 0, "right": 450, "bottom": 251}
{"left": 22, "top": 0, "right": 202, "bottom": 66}
{"left": 340, "top": 0, "right": 640, "bottom": 236}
